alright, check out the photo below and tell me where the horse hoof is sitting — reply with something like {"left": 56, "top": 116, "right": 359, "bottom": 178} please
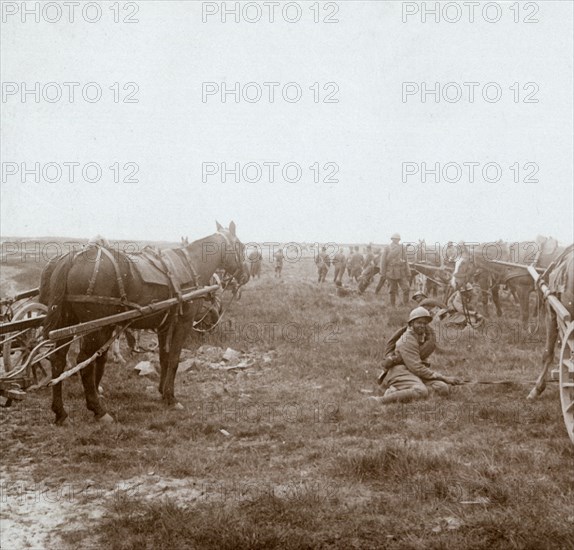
{"left": 98, "top": 413, "right": 115, "bottom": 423}
{"left": 171, "top": 402, "right": 184, "bottom": 410}
{"left": 55, "top": 416, "right": 69, "bottom": 426}
{"left": 527, "top": 389, "right": 539, "bottom": 400}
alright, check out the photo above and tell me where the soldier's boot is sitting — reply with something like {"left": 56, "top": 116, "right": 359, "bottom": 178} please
{"left": 379, "top": 386, "right": 428, "bottom": 404}
{"left": 402, "top": 290, "right": 410, "bottom": 305}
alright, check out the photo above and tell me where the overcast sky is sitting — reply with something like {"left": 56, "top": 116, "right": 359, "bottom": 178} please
{"left": 1, "top": 0, "right": 572, "bottom": 247}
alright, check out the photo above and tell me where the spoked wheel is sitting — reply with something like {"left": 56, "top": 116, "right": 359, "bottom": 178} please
{"left": 1, "top": 302, "right": 50, "bottom": 388}
{"left": 559, "top": 322, "right": 574, "bottom": 444}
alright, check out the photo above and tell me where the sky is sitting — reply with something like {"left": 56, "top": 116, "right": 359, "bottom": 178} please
{"left": 1, "top": 0, "right": 573, "bottom": 247}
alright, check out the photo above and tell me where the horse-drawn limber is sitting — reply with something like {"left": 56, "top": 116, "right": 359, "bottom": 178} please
{"left": 0, "top": 283, "right": 220, "bottom": 406}
{"left": 525, "top": 245, "right": 574, "bottom": 444}
{"left": 0, "top": 223, "right": 247, "bottom": 423}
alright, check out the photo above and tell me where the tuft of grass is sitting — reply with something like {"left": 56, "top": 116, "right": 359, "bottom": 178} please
{"left": 333, "top": 440, "right": 451, "bottom": 482}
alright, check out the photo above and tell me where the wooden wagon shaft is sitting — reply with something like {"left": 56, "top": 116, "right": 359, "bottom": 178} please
{"left": 489, "top": 259, "right": 545, "bottom": 273}
{"left": 14, "top": 287, "right": 40, "bottom": 301}
{"left": 0, "top": 315, "right": 46, "bottom": 335}
{"left": 48, "top": 284, "right": 220, "bottom": 341}
{"left": 527, "top": 265, "right": 571, "bottom": 323}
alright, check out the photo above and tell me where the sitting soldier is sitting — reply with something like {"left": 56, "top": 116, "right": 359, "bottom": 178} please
{"left": 375, "top": 307, "right": 463, "bottom": 403}
{"left": 442, "top": 283, "right": 485, "bottom": 328}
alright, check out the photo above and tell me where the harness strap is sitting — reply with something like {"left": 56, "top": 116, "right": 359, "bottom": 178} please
{"left": 99, "top": 247, "right": 128, "bottom": 302}
{"left": 86, "top": 247, "right": 103, "bottom": 296}
{"left": 65, "top": 294, "right": 144, "bottom": 311}
{"left": 181, "top": 247, "right": 201, "bottom": 287}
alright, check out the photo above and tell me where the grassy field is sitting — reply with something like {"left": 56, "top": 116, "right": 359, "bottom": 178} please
{"left": 1, "top": 248, "right": 573, "bottom": 550}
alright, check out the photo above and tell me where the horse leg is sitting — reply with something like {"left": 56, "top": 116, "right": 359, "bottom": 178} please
{"left": 161, "top": 323, "right": 189, "bottom": 408}
{"left": 491, "top": 284, "right": 503, "bottom": 317}
{"left": 528, "top": 306, "right": 557, "bottom": 399}
{"left": 78, "top": 330, "right": 112, "bottom": 421}
{"left": 157, "top": 329, "right": 169, "bottom": 396}
{"left": 477, "top": 277, "right": 489, "bottom": 317}
{"left": 519, "top": 286, "right": 530, "bottom": 327}
{"left": 51, "top": 338, "right": 71, "bottom": 425}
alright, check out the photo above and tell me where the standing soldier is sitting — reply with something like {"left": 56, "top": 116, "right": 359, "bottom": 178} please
{"left": 364, "top": 245, "right": 375, "bottom": 269}
{"left": 346, "top": 246, "right": 354, "bottom": 279}
{"left": 380, "top": 233, "right": 411, "bottom": 307}
{"left": 332, "top": 246, "right": 347, "bottom": 285}
{"left": 349, "top": 246, "right": 364, "bottom": 282}
{"left": 274, "top": 247, "right": 284, "bottom": 278}
{"left": 248, "top": 248, "right": 262, "bottom": 279}
{"left": 315, "top": 246, "right": 331, "bottom": 283}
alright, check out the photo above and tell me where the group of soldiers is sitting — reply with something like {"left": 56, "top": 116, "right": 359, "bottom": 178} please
{"left": 315, "top": 233, "right": 411, "bottom": 307}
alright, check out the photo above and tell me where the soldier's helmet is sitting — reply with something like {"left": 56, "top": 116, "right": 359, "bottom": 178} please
{"left": 462, "top": 283, "right": 474, "bottom": 293}
{"left": 408, "top": 307, "right": 432, "bottom": 324}
{"left": 412, "top": 291, "right": 427, "bottom": 301}
{"left": 391, "top": 233, "right": 401, "bottom": 240}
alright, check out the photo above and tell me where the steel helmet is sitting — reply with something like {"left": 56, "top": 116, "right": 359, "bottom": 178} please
{"left": 391, "top": 233, "right": 401, "bottom": 240}
{"left": 408, "top": 307, "right": 432, "bottom": 323}
{"left": 462, "top": 282, "right": 474, "bottom": 293}
{"left": 412, "top": 291, "right": 427, "bottom": 300}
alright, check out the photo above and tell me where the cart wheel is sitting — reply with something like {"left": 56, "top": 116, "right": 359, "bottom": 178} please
{"left": 2, "top": 302, "right": 48, "bottom": 378}
{"left": 559, "top": 322, "right": 574, "bottom": 445}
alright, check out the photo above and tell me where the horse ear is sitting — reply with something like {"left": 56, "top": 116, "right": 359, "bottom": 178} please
{"left": 216, "top": 221, "right": 223, "bottom": 231}
{"left": 229, "top": 221, "right": 236, "bottom": 237}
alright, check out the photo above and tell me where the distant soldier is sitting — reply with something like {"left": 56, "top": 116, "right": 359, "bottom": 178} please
{"left": 248, "top": 248, "right": 262, "bottom": 279}
{"left": 380, "top": 233, "right": 411, "bottom": 307}
{"left": 274, "top": 248, "right": 284, "bottom": 278}
{"left": 332, "top": 247, "right": 346, "bottom": 284}
{"left": 442, "top": 283, "right": 484, "bottom": 328}
{"left": 364, "top": 245, "right": 375, "bottom": 269}
{"left": 346, "top": 247, "right": 355, "bottom": 278}
{"left": 349, "top": 246, "right": 364, "bottom": 282}
{"left": 375, "top": 307, "right": 463, "bottom": 403}
{"left": 358, "top": 246, "right": 380, "bottom": 293}
{"left": 315, "top": 246, "right": 331, "bottom": 283}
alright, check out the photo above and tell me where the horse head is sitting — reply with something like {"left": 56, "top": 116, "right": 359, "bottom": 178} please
{"left": 215, "top": 221, "right": 248, "bottom": 285}
{"left": 451, "top": 242, "right": 474, "bottom": 289}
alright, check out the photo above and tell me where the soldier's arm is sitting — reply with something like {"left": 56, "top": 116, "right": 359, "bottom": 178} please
{"left": 419, "top": 325, "right": 436, "bottom": 360}
{"left": 396, "top": 332, "right": 438, "bottom": 380}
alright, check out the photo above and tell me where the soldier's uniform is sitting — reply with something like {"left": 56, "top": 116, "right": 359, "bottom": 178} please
{"left": 274, "top": 249, "right": 284, "bottom": 278}
{"left": 316, "top": 248, "right": 331, "bottom": 283}
{"left": 380, "top": 234, "right": 410, "bottom": 306}
{"left": 349, "top": 247, "right": 364, "bottom": 282}
{"left": 332, "top": 250, "right": 346, "bottom": 284}
{"left": 377, "top": 308, "right": 453, "bottom": 403}
{"left": 443, "top": 284, "right": 484, "bottom": 328}
{"left": 248, "top": 249, "right": 262, "bottom": 279}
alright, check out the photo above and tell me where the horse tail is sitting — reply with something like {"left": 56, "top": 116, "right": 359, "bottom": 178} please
{"left": 42, "top": 252, "right": 74, "bottom": 337}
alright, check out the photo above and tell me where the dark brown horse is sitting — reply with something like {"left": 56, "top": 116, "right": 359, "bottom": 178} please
{"left": 527, "top": 245, "right": 574, "bottom": 444}
{"left": 39, "top": 222, "right": 246, "bottom": 424}
{"left": 452, "top": 240, "right": 563, "bottom": 324}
